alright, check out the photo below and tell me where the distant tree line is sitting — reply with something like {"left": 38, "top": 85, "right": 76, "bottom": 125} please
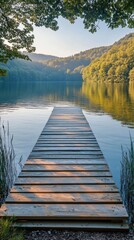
{"left": 1, "top": 47, "right": 108, "bottom": 81}
{"left": 45, "top": 46, "right": 109, "bottom": 74}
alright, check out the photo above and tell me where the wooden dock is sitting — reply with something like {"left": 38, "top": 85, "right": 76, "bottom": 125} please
{"left": 0, "top": 106, "right": 128, "bottom": 230}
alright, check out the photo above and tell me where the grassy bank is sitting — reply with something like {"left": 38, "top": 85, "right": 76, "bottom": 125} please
{"left": 121, "top": 135, "right": 134, "bottom": 225}
{"left": 0, "top": 217, "right": 24, "bottom": 240}
{"left": 0, "top": 122, "right": 24, "bottom": 239}
{"left": 0, "top": 121, "right": 16, "bottom": 205}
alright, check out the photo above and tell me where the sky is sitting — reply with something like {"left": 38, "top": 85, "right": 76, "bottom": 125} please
{"left": 33, "top": 17, "right": 134, "bottom": 57}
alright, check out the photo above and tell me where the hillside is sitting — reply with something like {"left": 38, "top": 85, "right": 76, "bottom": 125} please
{"left": 43, "top": 46, "right": 109, "bottom": 74}
{"left": 82, "top": 33, "right": 134, "bottom": 82}
{"left": 24, "top": 52, "right": 58, "bottom": 62}
{"left": 0, "top": 59, "right": 68, "bottom": 81}
{"left": 1, "top": 46, "right": 109, "bottom": 81}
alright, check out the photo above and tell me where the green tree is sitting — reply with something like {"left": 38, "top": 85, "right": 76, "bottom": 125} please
{"left": 129, "top": 67, "right": 134, "bottom": 81}
{"left": 0, "top": 0, "right": 134, "bottom": 75}
{"left": 82, "top": 33, "right": 134, "bottom": 83}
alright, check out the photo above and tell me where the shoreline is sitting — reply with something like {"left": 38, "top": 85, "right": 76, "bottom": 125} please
{"left": 24, "top": 229, "right": 134, "bottom": 240}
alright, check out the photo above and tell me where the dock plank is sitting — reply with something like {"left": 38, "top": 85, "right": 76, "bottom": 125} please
{"left": 16, "top": 177, "right": 114, "bottom": 184}
{"left": 20, "top": 171, "right": 112, "bottom": 177}
{"left": 33, "top": 147, "right": 100, "bottom": 151}
{"left": 0, "top": 204, "right": 128, "bottom": 220}
{"left": 13, "top": 221, "right": 129, "bottom": 230}
{"left": 35, "top": 143, "right": 99, "bottom": 146}
{"left": 29, "top": 154, "right": 104, "bottom": 159}
{"left": 22, "top": 164, "right": 109, "bottom": 171}
{"left": 11, "top": 184, "right": 119, "bottom": 193}
{"left": 26, "top": 159, "right": 106, "bottom": 164}
{"left": 30, "top": 151, "right": 103, "bottom": 156}
{"left": 6, "top": 192, "right": 122, "bottom": 203}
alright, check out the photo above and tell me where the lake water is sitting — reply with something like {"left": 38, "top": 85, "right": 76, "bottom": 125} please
{"left": 0, "top": 80, "right": 134, "bottom": 188}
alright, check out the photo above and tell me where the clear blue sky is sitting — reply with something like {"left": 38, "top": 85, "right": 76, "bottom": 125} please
{"left": 33, "top": 17, "right": 134, "bottom": 57}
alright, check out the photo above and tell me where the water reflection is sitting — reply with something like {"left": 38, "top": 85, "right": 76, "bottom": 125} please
{"left": 82, "top": 82, "right": 134, "bottom": 127}
{"left": 0, "top": 80, "right": 134, "bottom": 127}
{"left": 0, "top": 80, "right": 83, "bottom": 107}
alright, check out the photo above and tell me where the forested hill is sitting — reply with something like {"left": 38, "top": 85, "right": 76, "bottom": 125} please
{"left": 1, "top": 46, "right": 109, "bottom": 81}
{"left": 43, "top": 46, "right": 109, "bottom": 74}
{"left": 82, "top": 33, "right": 134, "bottom": 82}
{"left": 24, "top": 52, "right": 58, "bottom": 62}
{"left": 25, "top": 46, "right": 109, "bottom": 75}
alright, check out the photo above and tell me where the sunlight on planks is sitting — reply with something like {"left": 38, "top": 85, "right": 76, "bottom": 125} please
{"left": 0, "top": 106, "right": 128, "bottom": 230}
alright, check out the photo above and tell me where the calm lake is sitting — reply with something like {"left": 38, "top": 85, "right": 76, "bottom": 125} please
{"left": 0, "top": 80, "right": 134, "bottom": 188}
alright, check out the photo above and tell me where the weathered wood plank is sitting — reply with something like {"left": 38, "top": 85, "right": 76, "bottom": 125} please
{"left": 35, "top": 143, "right": 99, "bottom": 147}
{"left": 39, "top": 137, "right": 96, "bottom": 140}
{"left": 51, "top": 115, "right": 85, "bottom": 117}
{"left": 6, "top": 192, "right": 122, "bottom": 203}
{"left": 11, "top": 184, "right": 119, "bottom": 193}
{"left": 20, "top": 171, "right": 111, "bottom": 177}
{"left": 39, "top": 134, "right": 96, "bottom": 141}
{"left": 46, "top": 124, "right": 89, "bottom": 126}
{"left": 49, "top": 118, "right": 86, "bottom": 121}
{"left": 16, "top": 177, "right": 114, "bottom": 185}
{"left": 30, "top": 151, "right": 103, "bottom": 155}
{"left": 42, "top": 126, "right": 90, "bottom": 129}
{"left": 53, "top": 109, "right": 81, "bottom": 111}
{"left": 49, "top": 112, "right": 84, "bottom": 114}
{"left": 41, "top": 132, "right": 93, "bottom": 135}
{"left": 13, "top": 221, "right": 129, "bottom": 230}
{"left": 33, "top": 147, "right": 100, "bottom": 151}
{"left": 50, "top": 113, "right": 85, "bottom": 115}
{"left": 53, "top": 108, "right": 81, "bottom": 110}
{"left": 36, "top": 139, "right": 97, "bottom": 145}
{"left": 36, "top": 143, "right": 99, "bottom": 147}
{"left": 29, "top": 152, "right": 104, "bottom": 160}
{"left": 26, "top": 159, "right": 106, "bottom": 165}
{"left": 46, "top": 123, "right": 90, "bottom": 126}
{"left": 44, "top": 127, "right": 91, "bottom": 130}
{"left": 0, "top": 204, "right": 128, "bottom": 220}
{"left": 46, "top": 122, "right": 87, "bottom": 124}
{"left": 23, "top": 164, "right": 108, "bottom": 171}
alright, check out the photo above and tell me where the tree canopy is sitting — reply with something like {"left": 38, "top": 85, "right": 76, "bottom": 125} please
{"left": 0, "top": 0, "right": 134, "bottom": 75}
{"left": 82, "top": 33, "right": 134, "bottom": 82}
